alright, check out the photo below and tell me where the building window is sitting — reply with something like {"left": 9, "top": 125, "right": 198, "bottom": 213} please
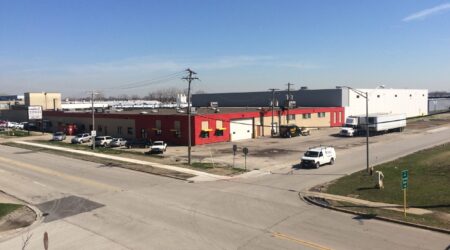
{"left": 215, "top": 120, "right": 225, "bottom": 136}
{"left": 201, "top": 121, "right": 209, "bottom": 130}
{"left": 410, "top": 94, "right": 412, "bottom": 97}
{"left": 395, "top": 94, "right": 397, "bottom": 97}
{"left": 97, "top": 125, "right": 102, "bottom": 133}
{"left": 215, "top": 129, "right": 224, "bottom": 136}
{"left": 200, "top": 130, "right": 209, "bottom": 138}
{"left": 302, "top": 113, "right": 311, "bottom": 119}
{"left": 356, "top": 95, "right": 360, "bottom": 98}
{"left": 288, "top": 114, "right": 296, "bottom": 120}
{"left": 155, "top": 120, "right": 161, "bottom": 129}
{"left": 173, "top": 121, "right": 181, "bottom": 137}
{"left": 201, "top": 120, "right": 211, "bottom": 138}
{"left": 317, "top": 112, "right": 326, "bottom": 118}
{"left": 216, "top": 120, "right": 223, "bottom": 129}
{"left": 377, "top": 95, "right": 380, "bottom": 98}
{"left": 127, "top": 127, "right": 133, "bottom": 135}
{"left": 117, "top": 126, "right": 122, "bottom": 135}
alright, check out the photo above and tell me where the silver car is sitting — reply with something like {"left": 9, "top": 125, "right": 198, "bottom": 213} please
{"left": 52, "top": 132, "right": 66, "bottom": 141}
{"left": 94, "top": 136, "right": 113, "bottom": 147}
{"left": 109, "top": 138, "right": 127, "bottom": 147}
{"left": 71, "top": 133, "right": 91, "bottom": 144}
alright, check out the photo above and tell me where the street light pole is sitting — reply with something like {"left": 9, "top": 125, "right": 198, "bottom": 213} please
{"left": 338, "top": 86, "right": 370, "bottom": 173}
{"left": 91, "top": 91, "right": 97, "bottom": 150}
{"left": 365, "top": 91, "right": 369, "bottom": 174}
{"left": 269, "top": 88, "right": 279, "bottom": 137}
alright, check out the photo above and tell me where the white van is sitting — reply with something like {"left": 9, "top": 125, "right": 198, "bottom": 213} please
{"left": 301, "top": 146, "right": 336, "bottom": 169}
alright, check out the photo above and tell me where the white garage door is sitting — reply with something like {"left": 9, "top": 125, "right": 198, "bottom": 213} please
{"left": 230, "top": 119, "right": 253, "bottom": 141}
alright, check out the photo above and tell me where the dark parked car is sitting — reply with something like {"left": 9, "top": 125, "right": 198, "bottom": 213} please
{"left": 125, "top": 139, "right": 152, "bottom": 148}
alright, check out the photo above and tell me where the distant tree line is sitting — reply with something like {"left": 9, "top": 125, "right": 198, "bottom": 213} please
{"left": 67, "top": 87, "right": 206, "bottom": 102}
{"left": 429, "top": 91, "right": 450, "bottom": 98}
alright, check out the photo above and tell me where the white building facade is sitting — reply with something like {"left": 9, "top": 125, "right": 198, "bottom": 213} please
{"left": 344, "top": 89, "right": 428, "bottom": 118}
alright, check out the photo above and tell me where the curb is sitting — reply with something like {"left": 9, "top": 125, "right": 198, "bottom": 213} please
{"left": 301, "top": 194, "right": 450, "bottom": 235}
{"left": 6, "top": 141, "right": 225, "bottom": 182}
{"left": 0, "top": 191, "right": 43, "bottom": 242}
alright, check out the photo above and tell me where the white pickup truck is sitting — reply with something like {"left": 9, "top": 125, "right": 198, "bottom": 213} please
{"left": 149, "top": 141, "right": 167, "bottom": 154}
{"left": 301, "top": 146, "right": 336, "bottom": 169}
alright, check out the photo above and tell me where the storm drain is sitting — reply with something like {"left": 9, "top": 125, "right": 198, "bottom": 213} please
{"left": 37, "top": 195, "right": 104, "bottom": 223}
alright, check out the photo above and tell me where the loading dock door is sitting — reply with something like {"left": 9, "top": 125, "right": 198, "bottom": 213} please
{"left": 230, "top": 119, "right": 253, "bottom": 141}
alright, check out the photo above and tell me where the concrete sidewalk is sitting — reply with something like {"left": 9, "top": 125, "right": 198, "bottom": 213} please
{"left": 14, "top": 141, "right": 230, "bottom": 182}
{"left": 302, "top": 191, "right": 434, "bottom": 215}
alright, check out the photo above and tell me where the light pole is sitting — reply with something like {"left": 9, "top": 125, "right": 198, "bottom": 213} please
{"left": 90, "top": 91, "right": 98, "bottom": 150}
{"left": 269, "top": 88, "right": 279, "bottom": 137}
{"left": 337, "top": 86, "right": 370, "bottom": 173}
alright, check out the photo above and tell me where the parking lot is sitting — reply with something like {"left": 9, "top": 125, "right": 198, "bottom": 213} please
{"left": 24, "top": 113, "right": 450, "bottom": 173}
{"left": 162, "top": 113, "right": 450, "bottom": 171}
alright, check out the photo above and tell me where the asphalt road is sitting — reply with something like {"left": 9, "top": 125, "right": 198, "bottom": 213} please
{"left": 0, "top": 126, "right": 449, "bottom": 249}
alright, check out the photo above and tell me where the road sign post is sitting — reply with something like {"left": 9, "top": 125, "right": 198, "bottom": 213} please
{"left": 401, "top": 170, "right": 409, "bottom": 217}
{"left": 243, "top": 147, "right": 249, "bottom": 171}
{"left": 232, "top": 144, "right": 237, "bottom": 168}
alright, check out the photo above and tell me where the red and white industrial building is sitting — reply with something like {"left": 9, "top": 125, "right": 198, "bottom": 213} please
{"left": 43, "top": 106, "right": 345, "bottom": 146}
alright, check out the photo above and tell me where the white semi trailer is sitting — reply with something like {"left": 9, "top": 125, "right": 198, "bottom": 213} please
{"left": 365, "top": 113, "right": 406, "bottom": 134}
{"left": 340, "top": 113, "right": 406, "bottom": 136}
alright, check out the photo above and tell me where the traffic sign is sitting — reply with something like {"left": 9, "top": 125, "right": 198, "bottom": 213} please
{"left": 401, "top": 170, "right": 408, "bottom": 190}
{"left": 401, "top": 179, "right": 408, "bottom": 189}
{"left": 401, "top": 170, "right": 408, "bottom": 180}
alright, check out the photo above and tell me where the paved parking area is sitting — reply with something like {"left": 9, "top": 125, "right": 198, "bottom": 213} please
{"left": 13, "top": 113, "right": 449, "bottom": 173}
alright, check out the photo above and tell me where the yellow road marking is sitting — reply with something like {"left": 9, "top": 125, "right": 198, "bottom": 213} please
{"left": 0, "top": 156, "right": 119, "bottom": 191}
{"left": 272, "top": 232, "right": 332, "bottom": 250}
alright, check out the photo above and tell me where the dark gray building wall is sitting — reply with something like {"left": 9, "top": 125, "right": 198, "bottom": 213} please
{"left": 428, "top": 98, "right": 450, "bottom": 113}
{"left": 192, "top": 89, "right": 346, "bottom": 108}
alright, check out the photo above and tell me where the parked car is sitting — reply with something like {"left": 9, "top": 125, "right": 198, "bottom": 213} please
{"left": 125, "top": 139, "right": 152, "bottom": 148}
{"left": 109, "top": 138, "right": 127, "bottom": 147}
{"left": 52, "top": 131, "right": 66, "bottom": 141}
{"left": 71, "top": 133, "right": 92, "bottom": 144}
{"left": 94, "top": 136, "right": 113, "bottom": 147}
{"left": 300, "top": 146, "right": 336, "bottom": 169}
{"left": 149, "top": 141, "right": 167, "bottom": 154}
{"left": 279, "top": 125, "right": 310, "bottom": 138}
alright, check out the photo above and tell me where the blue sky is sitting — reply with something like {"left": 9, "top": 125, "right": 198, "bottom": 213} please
{"left": 1, "top": 0, "right": 449, "bottom": 97}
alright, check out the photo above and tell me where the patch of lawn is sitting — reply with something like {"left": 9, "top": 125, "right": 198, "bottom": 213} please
{"left": 191, "top": 162, "right": 215, "bottom": 169}
{"left": 327, "top": 143, "right": 450, "bottom": 213}
{"left": 189, "top": 162, "right": 247, "bottom": 175}
{"left": 0, "top": 203, "right": 23, "bottom": 218}
{"left": 330, "top": 200, "right": 450, "bottom": 230}
{"left": 0, "top": 130, "right": 30, "bottom": 137}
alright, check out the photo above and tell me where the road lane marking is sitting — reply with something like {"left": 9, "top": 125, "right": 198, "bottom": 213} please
{"left": 33, "top": 181, "right": 47, "bottom": 187}
{"left": 426, "top": 127, "right": 449, "bottom": 133}
{"left": 0, "top": 156, "right": 119, "bottom": 192}
{"left": 272, "top": 232, "right": 332, "bottom": 250}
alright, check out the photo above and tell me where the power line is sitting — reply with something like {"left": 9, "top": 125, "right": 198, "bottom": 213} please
{"left": 93, "top": 71, "right": 186, "bottom": 92}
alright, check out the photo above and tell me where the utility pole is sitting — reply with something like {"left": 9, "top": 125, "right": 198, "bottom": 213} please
{"left": 286, "top": 82, "right": 294, "bottom": 124}
{"left": 182, "top": 68, "right": 198, "bottom": 165}
{"left": 269, "top": 88, "right": 279, "bottom": 137}
{"left": 91, "top": 91, "right": 97, "bottom": 150}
